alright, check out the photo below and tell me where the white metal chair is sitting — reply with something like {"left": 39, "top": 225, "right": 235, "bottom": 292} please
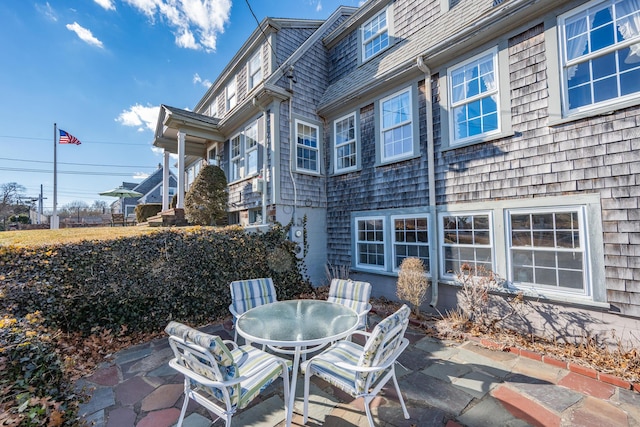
{"left": 327, "top": 278, "right": 372, "bottom": 330}
{"left": 301, "top": 305, "right": 411, "bottom": 427}
{"left": 165, "top": 321, "right": 290, "bottom": 427}
{"left": 229, "top": 278, "right": 277, "bottom": 342}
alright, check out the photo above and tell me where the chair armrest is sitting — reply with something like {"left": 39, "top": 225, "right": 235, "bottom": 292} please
{"left": 223, "top": 339, "right": 239, "bottom": 350}
{"left": 309, "top": 338, "right": 409, "bottom": 374}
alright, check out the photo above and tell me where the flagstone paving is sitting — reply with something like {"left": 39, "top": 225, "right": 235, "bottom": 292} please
{"left": 77, "top": 313, "right": 640, "bottom": 426}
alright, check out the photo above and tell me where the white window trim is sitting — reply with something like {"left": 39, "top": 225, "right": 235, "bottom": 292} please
{"left": 557, "top": 0, "right": 640, "bottom": 118}
{"left": 294, "top": 119, "right": 320, "bottom": 174}
{"left": 391, "top": 214, "right": 431, "bottom": 274}
{"left": 248, "top": 50, "right": 263, "bottom": 91}
{"left": 447, "top": 47, "right": 501, "bottom": 147}
{"left": 355, "top": 215, "right": 387, "bottom": 271}
{"left": 361, "top": 6, "right": 391, "bottom": 62}
{"left": 438, "top": 210, "right": 495, "bottom": 279}
{"left": 230, "top": 133, "right": 243, "bottom": 182}
{"left": 379, "top": 87, "right": 414, "bottom": 163}
{"left": 226, "top": 77, "right": 237, "bottom": 112}
{"left": 333, "top": 112, "right": 358, "bottom": 173}
{"left": 245, "top": 121, "right": 259, "bottom": 176}
{"left": 209, "top": 97, "right": 218, "bottom": 118}
{"left": 505, "top": 206, "right": 591, "bottom": 298}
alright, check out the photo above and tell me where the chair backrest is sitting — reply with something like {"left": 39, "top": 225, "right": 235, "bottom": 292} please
{"left": 327, "top": 279, "right": 371, "bottom": 315}
{"left": 355, "top": 304, "right": 410, "bottom": 393}
{"left": 229, "top": 278, "right": 277, "bottom": 315}
{"left": 165, "top": 321, "right": 240, "bottom": 406}
{"left": 112, "top": 213, "right": 125, "bottom": 224}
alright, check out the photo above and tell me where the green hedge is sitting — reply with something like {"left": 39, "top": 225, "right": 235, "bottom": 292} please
{"left": 0, "top": 225, "right": 311, "bottom": 335}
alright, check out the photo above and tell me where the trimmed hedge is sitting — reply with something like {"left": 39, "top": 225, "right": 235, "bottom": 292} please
{"left": 0, "top": 225, "right": 311, "bottom": 335}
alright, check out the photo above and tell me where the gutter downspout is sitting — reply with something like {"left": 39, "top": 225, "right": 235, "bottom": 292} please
{"left": 417, "top": 56, "right": 439, "bottom": 307}
{"left": 286, "top": 66, "right": 297, "bottom": 239}
{"left": 253, "top": 97, "right": 268, "bottom": 226}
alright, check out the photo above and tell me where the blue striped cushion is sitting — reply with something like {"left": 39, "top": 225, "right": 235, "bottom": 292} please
{"left": 230, "top": 278, "right": 277, "bottom": 314}
{"left": 327, "top": 279, "right": 371, "bottom": 315}
{"left": 302, "top": 340, "right": 362, "bottom": 395}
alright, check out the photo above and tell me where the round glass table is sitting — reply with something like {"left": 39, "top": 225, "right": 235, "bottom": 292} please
{"left": 236, "top": 299, "right": 358, "bottom": 426}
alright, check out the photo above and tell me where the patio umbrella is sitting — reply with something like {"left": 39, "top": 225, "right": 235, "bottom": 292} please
{"left": 99, "top": 186, "right": 143, "bottom": 213}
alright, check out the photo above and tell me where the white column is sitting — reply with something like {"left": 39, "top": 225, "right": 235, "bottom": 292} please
{"left": 162, "top": 151, "right": 170, "bottom": 211}
{"left": 177, "top": 130, "right": 186, "bottom": 209}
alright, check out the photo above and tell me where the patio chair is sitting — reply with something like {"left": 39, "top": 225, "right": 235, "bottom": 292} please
{"left": 165, "top": 321, "right": 290, "bottom": 427}
{"left": 327, "top": 279, "right": 372, "bottom": 330}
{"left": 229, "top": 278, "right": 277, "bottom": 342}
{"left": 301, "top": 304, "right": 411, "bottom": 427}
{"left": 111, "top": 213, "right": 125, "bottom": 226}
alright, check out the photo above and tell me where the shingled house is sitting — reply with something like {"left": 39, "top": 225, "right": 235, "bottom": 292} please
{"left": 153, "top": 0, "right": 640, "bottom": 345}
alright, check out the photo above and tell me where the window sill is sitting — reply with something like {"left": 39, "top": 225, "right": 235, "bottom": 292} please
{"left": 549, "top": 97, "right": 640, "bottom": 127}
{"left": 442, "top": 129, "right": 515, "bottom": 152}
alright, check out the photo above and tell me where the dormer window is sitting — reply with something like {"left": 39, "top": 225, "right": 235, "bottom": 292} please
{"left": 248, "top": 51, "right": 263, "bottom": 90}
{"left": 361, "top": 7, "right": 390, "bottom": 62}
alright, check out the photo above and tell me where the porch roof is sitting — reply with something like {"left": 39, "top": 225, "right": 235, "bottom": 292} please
{"left": 152, "top": 105, "right": 224, "bottom": 157}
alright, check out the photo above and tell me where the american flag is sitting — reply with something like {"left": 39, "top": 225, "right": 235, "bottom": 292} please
{"left": 59, "top": 129, "right": 82, "bottom": 145}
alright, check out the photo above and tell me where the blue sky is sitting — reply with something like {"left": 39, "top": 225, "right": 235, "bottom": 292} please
{"left": 0, "top": 0, "right": 361, "bottom": 211}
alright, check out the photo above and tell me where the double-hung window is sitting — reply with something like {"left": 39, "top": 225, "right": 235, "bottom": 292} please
{"left": 209, "top": 97, "right": 218, "bottom": 118}
{"left": 354, "top": 211, "right": 430, "bottom": 273}
{"left": 334, "top": 113, "right": 357, "bottom": 172}
{"left": 392, "top": 215, "right": 430, "bottom": 272}
{"left": 295, "top": 120, "right": 319, "bottom": 173}
{"left": 441, "top": 212, "right": 493, "bottom": 276}
{"left": 245, "top": 121, "right": 259, "bottom": 176}
{"left": 230, "top": 134, "right": 242, "bottom": 181}
{"left": 559, "top": 0, "right": 640, "bottom": 115}
{"left": 380, "top": 88, "right": 413, "bottom": 161}
{"left": 356, "top": 216, "right": 386, "bottom": 270}
{"left": 508, "top": 208, "right": 588, "bottom": 295}
{"left": 226, "top": 78, "right": 237, "bottom": 112}
{"left": 362, "top": 7, "right": 390, "bottom": 61}
{"left": 248, "top": 51, "right": 263, "bottom": 90}
{"left": 448, "top": 48, "right": 500, "bottom": 145}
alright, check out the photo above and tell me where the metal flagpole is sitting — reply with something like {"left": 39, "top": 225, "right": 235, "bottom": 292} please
{"left": 51, "top": 123, "right": 58, "bottom": 229}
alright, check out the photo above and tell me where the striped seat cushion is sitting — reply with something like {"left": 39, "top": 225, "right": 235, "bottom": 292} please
{"left": 230, "top": 278, "right": 277, "bottom": 314}
{"left": 301, "top": 340, "right": 363, "bottom": 395}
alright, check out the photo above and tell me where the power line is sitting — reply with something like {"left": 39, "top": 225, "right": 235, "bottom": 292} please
{"left": 0, "top": 134, "right": 150, "bottom": 146}
{"left": 0, "top": 166, "right": 144, "bottom": 176}
{"left": 0, "top": 156, "right": 154, "bottom": 169}
{"left": 245, "top": 0, "right": 283, "bottom": 70}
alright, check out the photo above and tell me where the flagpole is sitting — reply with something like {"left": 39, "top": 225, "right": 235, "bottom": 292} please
{"left": 52, "top": 123, "right": 58, "bottom": 229}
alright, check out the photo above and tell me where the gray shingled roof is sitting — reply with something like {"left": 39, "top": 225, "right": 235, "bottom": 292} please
{"left": 318, "top": 0, "right": 537, "bottom": 110}
{"left": 163, "top": 105, "right": 219, "bottom": 126}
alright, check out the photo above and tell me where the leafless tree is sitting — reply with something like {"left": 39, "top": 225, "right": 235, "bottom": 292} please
{"left": 0, "top": 182, "right": 26, "bottom": 228}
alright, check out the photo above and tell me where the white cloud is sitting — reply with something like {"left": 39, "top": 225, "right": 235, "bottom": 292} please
{"left": 315, "top": 1, "right": 322, "bottom": 12}
{"left": 115, "top": 104, "right": 160, "bottom": 132}
{"left": 132, "top": 172, "right": 149, "bottom": 179}
{"left": 123, "top": 0, "right": 232, "bottom": 52}
{"left": 94, "top": 0, "right": 116, "bottom": 11}
{"left": 193, "top": 73, "right": 212, "bottom": 88}
{"left": 36, "top": 2, "right": 58, "bottom": 21}
{"left": 66, "top": 22, "right": 104, "bottom": 48}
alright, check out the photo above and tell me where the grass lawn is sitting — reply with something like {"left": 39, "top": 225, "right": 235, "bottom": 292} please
{"left": 0, "top": 226, "right": 162, "bottom": 247}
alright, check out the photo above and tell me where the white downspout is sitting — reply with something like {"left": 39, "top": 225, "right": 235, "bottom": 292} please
{"left": 177, "top": 130, "right": 186, "bottom": 209}
{"left": 287, "top": 66, "right": 297, "bottom": 236}
{"left": 253, "top": 97, "right": 268, "bottom": 225}
{"left": 417, "top": 56, "right": 439, "bottom": 307}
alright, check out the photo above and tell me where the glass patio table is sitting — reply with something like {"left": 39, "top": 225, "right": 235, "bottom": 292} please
{"left": 236, "top": 299, "right": 358, "bottom": 427}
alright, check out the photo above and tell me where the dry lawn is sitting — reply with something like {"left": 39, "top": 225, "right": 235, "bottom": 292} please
{"left": 0, "top": 226, "right": 162, "bottom": 247}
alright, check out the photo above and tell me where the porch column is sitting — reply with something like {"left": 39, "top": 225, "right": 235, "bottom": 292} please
{"left": 162, "top": 151, "right": 170, "bottom": 211}
{"left": 177, "top": 130, "right": 186, "bottom": 209}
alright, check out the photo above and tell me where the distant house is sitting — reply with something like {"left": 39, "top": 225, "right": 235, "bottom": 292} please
{"left": 110, "top": 165, "right": 177, "bottom": 217}
{"left": 153, "top": 0, "right": 640, "bottom": 346}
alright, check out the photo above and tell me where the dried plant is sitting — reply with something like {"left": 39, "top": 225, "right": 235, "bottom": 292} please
{"left": 454, "top": 263, "right": 526, "bottom": 332}
{"left": 324, "top": 263, "right": 351, "bottom": 284}
{"left": 396, "top": 257, "right": 430, "bottom": 317}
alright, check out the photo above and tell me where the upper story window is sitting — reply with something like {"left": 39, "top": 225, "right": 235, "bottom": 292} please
{"left": 448, "top": 48, "right": 500, "bottom": 145}
{"left": 245, "top": 121, "right": 259, "bottom": 175}
{"left": 559, "top": 0, "right": 640, "bottom": 115}
{"left": 295, "top": 119, "right": 320, "bottom": 173}
{"left": 362, "top": 7, "right": 390, "bottom": 61}
{"left": 209, "top": 97, "right": 218, "bottom": 118}
{"left": 334, "top": 112, "right": 357, "bottom": 173}
{"left": 248, "top": 51, "right": 263, "bottom": 90}
{"left": 380, "top": 88, "right": 413, "bottom": 161}
{"left": 230, "top": 134, "right": 242, "bottom": 181}
{"left": 226, "top": 78, "right": 237, "bottom": 112}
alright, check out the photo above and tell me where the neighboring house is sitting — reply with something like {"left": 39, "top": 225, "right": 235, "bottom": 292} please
{"left": 153, "top": 0, "right": 640, "bottom": 345}
{"left": 111, "top": 165, "right": 177, "bottom": 217}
